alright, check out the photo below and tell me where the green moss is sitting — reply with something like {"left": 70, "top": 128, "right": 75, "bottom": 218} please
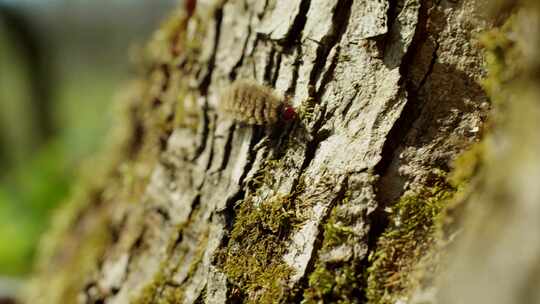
{"left": 298, "top": 95, "right": 317, "bottom": 123}
{"left": 186, "top": 230, "right": 209, "bottom": 279}
{"left": 148, "top": 9, "right": 188, "bottom": 62}
{"left": 27, "top": 2, "right": 209, "bottom": 303}
{"left": 360, "top": 14, "right": 517, "bottom": 304}
{"left": 24, "top": 99, "right": 150, "bottom": 302}
{"left": 302, "top": 193, "right": 363, "bottom": 304}
{"left": 216, "top": 161, "right": 308, "bottom": 303}
{"left": 365, "top": 175, "right": 455, "bottom": 304}
{"left": 132, "top": 264, "right": 185, "bottom": 304}
{"left": 67, "top": 224, "right": 110, "bottom": 301}
{"left": 448, "top": 142, "right": 485, "bottom": 188}
{"left": 132, "top": 272, "right": 165, "bottom": 304}
{"left": 160, "top": 286, "right": 184, "bottom": 304}
{"left": 321, "top": 209, "right": 355, "bottom": 249}
{"left": 480, "top": 16, "right": 522, "bottom": 108}
{"left": 132, "top": 221, "right": 210, "bottom": 304}
{"left": 303, "top": 262, "right": 362, "bottom": 304}
{"left": 33, "top": 205, "right": 113, "bottom": 304}
{"left": 218, "top": 192, "right": 304, "bottom": 304}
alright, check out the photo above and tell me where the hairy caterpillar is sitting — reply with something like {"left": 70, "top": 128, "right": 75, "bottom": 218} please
{"left": 219, "top": 80, "right": 296, "bottom": 125}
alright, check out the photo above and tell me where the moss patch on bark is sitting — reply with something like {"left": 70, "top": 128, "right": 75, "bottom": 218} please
{"left": 217, "top": 191, "right": 304, "bottom": 304}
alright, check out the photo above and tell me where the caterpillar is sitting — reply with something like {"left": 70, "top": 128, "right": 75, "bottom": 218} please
{"left": 219, "top": 80, "right": 296, "bottom": 125}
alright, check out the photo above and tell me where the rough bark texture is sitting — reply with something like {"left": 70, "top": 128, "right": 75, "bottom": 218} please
{"left": 436, "top": 1, "right": 540, "bottom": 303}
{"left": 24, "top": 0, "right": 507, "bottom": 303}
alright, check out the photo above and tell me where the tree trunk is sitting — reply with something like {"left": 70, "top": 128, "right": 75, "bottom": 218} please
{"left": 26, "top": 0, "right": 522, "bottom": 303}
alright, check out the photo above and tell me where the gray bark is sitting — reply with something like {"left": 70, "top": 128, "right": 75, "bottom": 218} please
{"left": 25, "top": 0, "right": 492, "bottom": 303}
{"left": 437, "top": 2, "right": 540, "bottom": 304}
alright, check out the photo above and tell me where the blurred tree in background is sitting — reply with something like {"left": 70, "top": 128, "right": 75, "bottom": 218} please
{"left": 0, "top": 0, "right": 176, "bottom": 278}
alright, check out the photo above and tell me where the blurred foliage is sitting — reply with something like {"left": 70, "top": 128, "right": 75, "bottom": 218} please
{"left": 0, "top": 0, "right": 175, "bottom": 277}
{"left": 0, "top": 141, "right": 70, "bottom": 275}
{"left": 0, "top": 25, "right": 114, "bottom": 276}
{"left": 0, "top": 19, "right": 38, "bottom": 169}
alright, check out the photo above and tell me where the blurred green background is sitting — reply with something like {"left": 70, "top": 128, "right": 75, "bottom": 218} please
{"left": 0, "top": 0, "right": 176, "bottom": 281}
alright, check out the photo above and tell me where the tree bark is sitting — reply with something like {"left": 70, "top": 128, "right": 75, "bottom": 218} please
{"left": 25, "top": 0, "right": 501, "bottom": 303}
{"left": 437, "top": 1, "right": 540, "bottom": 303}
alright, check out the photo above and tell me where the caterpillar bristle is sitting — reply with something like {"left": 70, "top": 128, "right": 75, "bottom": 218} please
{"left": 219, "top": 80, "right": 292, "bottom": 125}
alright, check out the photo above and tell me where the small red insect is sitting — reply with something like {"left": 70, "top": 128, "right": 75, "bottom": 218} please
{"left": 282, "top": 105, "right": 297, "bottom": 121}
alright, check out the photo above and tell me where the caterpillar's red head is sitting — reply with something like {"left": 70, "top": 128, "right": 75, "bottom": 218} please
{"left": 282, "top": 105, "right": 297, "bottom": 122}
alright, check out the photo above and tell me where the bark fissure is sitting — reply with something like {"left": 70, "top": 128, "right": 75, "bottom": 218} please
{"left": 369, "top": 0, "right": 432, "bottom": 232}
{"left": 193, "top": 3, "right": 225, "bottom": 162}
{"left": 308, "top": 0, "right": 352, "bottom": 86}
{"left": 204, "top": 114, "right": 217, "bottom": 172}
{"left": 217, "top": 124, "right": 236, "bottom": 173}
{"left": 160, "top": 63, "right": 172, "bottom": 94}
{"left": 291, "top": 0, "right": 353, "bottom": 178}
{"left": 219, "top": 127, "right": 263, "bottom": 235}
{"left": 263, "top": 46, "right": 277, "bottom": 84}
{"left": 282, "top": 0, "right": 312, "bottom": 48}
{"left": 313, "top": 45, "right": 340, "bottom": 103}
{"left": 290, "top": 175, "right": 351, "bottom": 303}
{"left": 153, "top": 199, "right": 206, "bottom": 302}
{"left": 153, "top": 206, "right": 172, "bottom": 222}
{"left": 121, "top": 226, "right": 148, "bottom": 289}
{"left": 373, "top": 0, "right": 436, "bottom": 205}
{"left": 284, "top": 47, "right": 303, "bottom": 96}
{"left": 416, "top": 41, "right": 439, "bottom": 93}
{"left": 192, "top": 102, "right": 211, "bottom": 161}
{"left": 270, "top": 52, "right": 282, "bottom": 86}
{"left": 200, "top": 5, "right": 224, "bottom": 96}
{"left": 365, "top": 0, "right": 434, "bottom": 268}
{"left": 229, "top": 13, "right": 254, "bottom": 81}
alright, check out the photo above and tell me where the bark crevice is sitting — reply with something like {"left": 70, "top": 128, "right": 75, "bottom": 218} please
{"left": 289, "top": 175, "right": 351, "bottom": 304}
{"left": 281, "top": 0, "right": 312, "bottom": 49}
